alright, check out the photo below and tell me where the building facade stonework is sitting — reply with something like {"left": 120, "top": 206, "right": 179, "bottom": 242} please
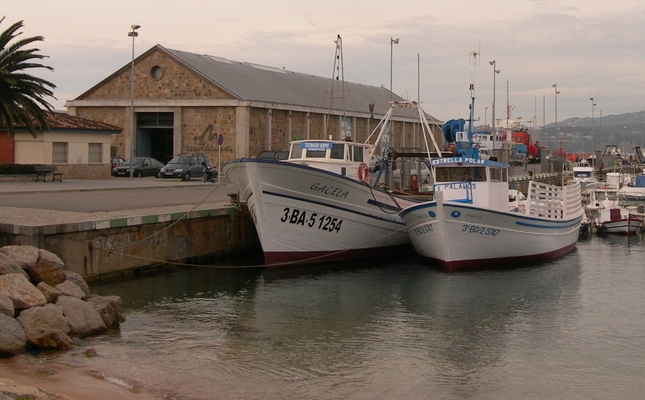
{"left": 67, "top": 45, "right": 442, "bottom": 168}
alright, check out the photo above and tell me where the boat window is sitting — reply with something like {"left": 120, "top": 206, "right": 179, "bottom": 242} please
{"left": 490, "top": 167, "right": 502, "bottom": 182}
{"left": 330, "top": 144, "right": 345, "bottom": 160}
{"left": 353, "top": 146, "right": 364, "bottom": 162}
{"left": 435, "top": 166, "right": 487, "bottom": 182}
{"left": 290, "top": 143, "right": 303, "bottom": 159}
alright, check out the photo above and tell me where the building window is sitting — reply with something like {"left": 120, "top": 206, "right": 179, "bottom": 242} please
{"left": 52, "top": 142, "right": 68, "bottom": 164}
{"left": 150, "top": 66, "right": 164, "bottom": 80}
{"left": 89, "top": 143, "right": 103, "bottom": 163}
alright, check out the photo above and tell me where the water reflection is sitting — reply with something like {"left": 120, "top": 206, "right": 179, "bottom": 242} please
{"left": 78, "top": 246, "right": 645, "bottom": 400}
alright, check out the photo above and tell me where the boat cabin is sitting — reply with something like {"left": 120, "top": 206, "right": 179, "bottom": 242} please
{"left": 431, "top": 157, "right": 510, "bottom": 211}
{"left": 287, "top": 139, "right": 376, "bottom": 181}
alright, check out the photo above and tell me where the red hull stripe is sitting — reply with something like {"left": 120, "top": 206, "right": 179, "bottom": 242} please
{"left": 264, "top": 245, "right": 410, "bottom": 269}
{"left": 424, "top": 243, "right": 577, "bottom": 272}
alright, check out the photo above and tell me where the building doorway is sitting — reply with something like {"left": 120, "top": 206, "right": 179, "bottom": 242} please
{"left": 136, "top": 112, "right": 174, "bottom": 164}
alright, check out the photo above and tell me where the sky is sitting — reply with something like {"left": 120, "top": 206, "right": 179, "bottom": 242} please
{"left": 4, "top": 0, "right": 645, "bottom": 126}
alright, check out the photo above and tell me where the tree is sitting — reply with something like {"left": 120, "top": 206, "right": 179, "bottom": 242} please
{"left": 0, "top": 16, "right": 56, "bottom": 138}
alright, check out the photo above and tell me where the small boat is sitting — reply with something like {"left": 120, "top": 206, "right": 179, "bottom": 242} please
{"left": 586, "top": 184, "right": 643, "bottom": 235}
{"left": 594, "top": 207, "right": 643, "bottom": 235}
{"left": 398, "top": 92, "right": 584, "bottom": 272}
{"left": 618, "top": 174, "right": 645, "bottom": 202}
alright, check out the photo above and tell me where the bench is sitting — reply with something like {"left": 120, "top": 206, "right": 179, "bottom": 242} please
{"left": 34, "top": 165, "right": 64, "bottom": 182}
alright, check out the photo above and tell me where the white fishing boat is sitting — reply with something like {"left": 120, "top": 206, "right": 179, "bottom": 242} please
{"left": 224, "top": 102, "right": 440, "bottom": 268}
{"left": 398, "top": 92, "right": 584, "bottom": 271}
{"left": 570, "top": 161, "right": 596, "bottom": 190}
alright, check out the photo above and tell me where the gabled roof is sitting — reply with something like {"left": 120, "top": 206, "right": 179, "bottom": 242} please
{"left": 1, "top": 112, "right": 122, "bottom": 134}
{"left": 76, "top": 44, "right": 441, "bottom": 124}
{"left": 160, "top": 45, "right": 439, "bottom": 123}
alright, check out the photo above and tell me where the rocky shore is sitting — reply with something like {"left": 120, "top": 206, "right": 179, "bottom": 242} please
{"left": 0, "top": 244, "right": 125, "bottom": 399}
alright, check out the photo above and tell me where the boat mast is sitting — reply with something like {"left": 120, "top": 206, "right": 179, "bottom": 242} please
{"left": 327, "top": 35, "right": 348, "bottom": 140}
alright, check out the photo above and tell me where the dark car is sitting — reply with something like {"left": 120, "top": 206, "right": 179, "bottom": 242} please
{"left": 112, "top": 157, "right": 164, "bottom": 177}
{"left": 159, "top": 153, "right": 211, "bottom": 181}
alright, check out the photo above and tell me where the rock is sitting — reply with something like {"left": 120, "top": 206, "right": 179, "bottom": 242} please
{"left": 85, "top": 294, "right": 126, "bottom": 328}
{"left": 55, "top": 296, "right": 106, "bottom": 338}
{"left": 27, "top": 259, "right": 67, "bottom": 287}
{"left": 0, "top": 274, "right": 47, "bottom": 310}
{"left": 38, "top": 248, "right": 65, "bottom": 269}
{"left": 63, "top": 270, "right": 90, "bottom": 296}
{"left": 0, "top": 252, "right": 29, "bottom": 279}
{"left": 0, "top": 377, "right": 73, "bottom": 400}
{"left": 37, "top": 281, "right": 62, "bottom": 304}
{"left": 83, "top": 348, "right": 98, "bottom": 357}
{"left": 0, "top": 245, "right": 39, "bottom": 269}
{"left": 16, "top": 303, "right": 71, "bottom": 336}
{"left": 29, "top": 329, "right": 74, "bottom": 351}
{"left": 0, "top": 293, "right": 14, "bottom": 317}
{"left": 16, "top": 304, "right": 73, "bottom": 351}
{"left": 0, "top": 314, "right": 27, "bottom": 357}
{"left": 55, "top": 280, "right": 86, "bottom": 299}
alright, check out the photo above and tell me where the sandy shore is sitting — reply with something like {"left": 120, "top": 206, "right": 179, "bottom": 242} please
{"left": 0, "top": 354, "right": 166, "bottom": 400}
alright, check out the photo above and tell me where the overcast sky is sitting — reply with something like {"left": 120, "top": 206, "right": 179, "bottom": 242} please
{"left": 4, "top": 0, "right": 645, "bottom": 125}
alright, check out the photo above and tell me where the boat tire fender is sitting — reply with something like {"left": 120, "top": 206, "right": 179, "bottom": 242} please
{"left": 358, "top": 162, "right": 369, "bottom": 183}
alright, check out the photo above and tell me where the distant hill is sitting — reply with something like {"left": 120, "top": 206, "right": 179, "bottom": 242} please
{"left": 545, "top": 110, "right": 645, "bottom": 129}
{"left": 539, "top": 110, "right": 645, "bottom": 153}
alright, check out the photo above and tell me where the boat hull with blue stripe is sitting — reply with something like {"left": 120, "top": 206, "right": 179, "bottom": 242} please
{"left": 399, "top": 156, "right": 584, "bottom": 271}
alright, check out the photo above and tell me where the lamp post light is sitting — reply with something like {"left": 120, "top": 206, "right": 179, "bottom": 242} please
{"left": 489, "top": 60, "right": 500, "bottom": 147}
{"left": 552, "top": 84, "right": 560, "bottom": 151}
{"left": 128, "top": 24, "right": 141, "bottom": 178}
{"left": 390, "top": 37, "right": 399, "bottom": 102}
{"left": 590, "top": 97, "right": 596, "bottom": 157}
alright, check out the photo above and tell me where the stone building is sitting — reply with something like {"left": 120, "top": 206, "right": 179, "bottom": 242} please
{"left": 66, "top": 44, "right": 443, "bottom": 167}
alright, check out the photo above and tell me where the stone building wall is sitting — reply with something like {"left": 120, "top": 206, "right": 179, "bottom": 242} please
{"left": 67, "top": 46, "right": 443, "bottom": 164}
{"left": 182, "top": 106, "right": 236, "bottom": 164}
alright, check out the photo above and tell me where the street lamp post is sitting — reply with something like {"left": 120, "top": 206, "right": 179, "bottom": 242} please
{"left": 390, "top": 37, "right": 399, "bottom": 102}
{"left": 485, "top": 106, "right": 489, "bottom": 128}
{"left": 590, "top": 97, "right": 596, "bottom": 158}
{"left": 552, "top": 84, "right": 560, "bottom": 151}
{"left": 489, "top": 60, "right": 500, "bottom": 147}
{"left": 128, "top": 24, "right": 141, "bottom": 178}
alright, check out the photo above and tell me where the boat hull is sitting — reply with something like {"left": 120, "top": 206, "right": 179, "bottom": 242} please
{"left": 596, "top": 218, "right": 643, "bottom": 235}
{"left": 400, "top": 200, "right": 583, "bottom": 272}
{"left": 224, "top": 158, "right": 419, "bottom": 268}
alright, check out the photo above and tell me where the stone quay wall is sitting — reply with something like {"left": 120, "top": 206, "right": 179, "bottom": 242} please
{"left": 0, "top": 207, "right": 259, "bottom": 281}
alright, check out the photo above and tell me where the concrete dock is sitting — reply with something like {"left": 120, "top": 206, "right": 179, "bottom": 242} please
{"left": 0, "top": 177, "right": 258, "bottom": 280}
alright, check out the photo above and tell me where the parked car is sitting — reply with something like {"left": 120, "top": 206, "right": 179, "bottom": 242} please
{"left": 159, "top": 153, "right": 211, "bottom": 180}
{"left": 112, "top": 157, "right": 164, "bottom": 177}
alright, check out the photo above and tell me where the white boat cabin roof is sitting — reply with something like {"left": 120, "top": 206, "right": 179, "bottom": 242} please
{"left": 287, "top": 139, "right": 375, "bottom": 164}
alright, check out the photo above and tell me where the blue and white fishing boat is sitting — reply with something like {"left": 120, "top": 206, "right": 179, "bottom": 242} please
{"left": 398, "top": 95, "right": 584, "bottom": 271}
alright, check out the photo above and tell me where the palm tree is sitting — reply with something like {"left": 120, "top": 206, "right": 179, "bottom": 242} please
{"left": 0, "top": 16, "right": 56, "bottom": 137}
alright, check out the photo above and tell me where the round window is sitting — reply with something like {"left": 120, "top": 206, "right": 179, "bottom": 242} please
{"left": 150, "top": 66, "right": 163, "bottom": 80}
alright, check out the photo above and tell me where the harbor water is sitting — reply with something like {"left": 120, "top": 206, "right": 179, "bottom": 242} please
{"left": 13, "top": 233, "right": 645, "bottom": 399}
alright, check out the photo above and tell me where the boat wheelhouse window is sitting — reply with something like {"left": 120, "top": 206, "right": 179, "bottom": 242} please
{"left": 290, "top": 143, "right": 303, "bottom": 159}
{"left": 490, "top": 167, "right": 502, "bottom": 182}
{"left": 352, "top": 146, "right": 364, "bottom": 162}
{"left": 330, "top": 143, "right": 345, "bottom": 160}
{"left": 435, "top": 166, "right": 487, "bottom": 182}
